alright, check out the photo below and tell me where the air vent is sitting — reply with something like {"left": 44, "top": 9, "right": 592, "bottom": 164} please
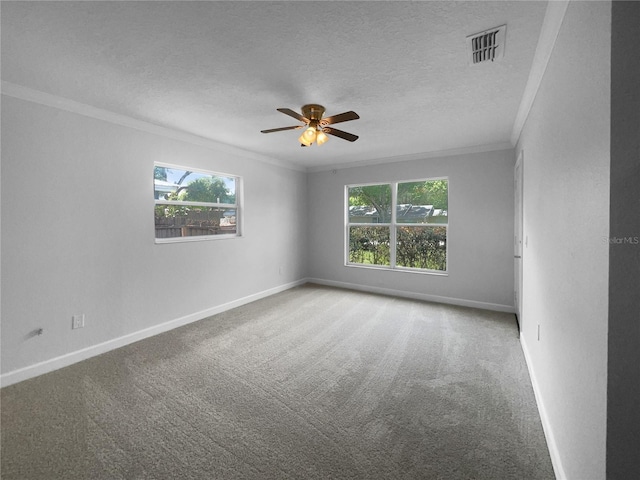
{"left": 466, "top": 25, "right": 506, "bottom": 65}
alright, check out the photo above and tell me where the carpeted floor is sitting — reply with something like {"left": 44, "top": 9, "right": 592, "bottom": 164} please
{"left": 1, "top": 284, "right": 554, "bottom": 479}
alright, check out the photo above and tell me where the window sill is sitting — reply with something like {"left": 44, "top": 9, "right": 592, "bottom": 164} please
{"left": 155, "top": 234, "right": 241, "bottom": 244}
{"left": 344, "top": 263, "right": 448, "bottom": 276}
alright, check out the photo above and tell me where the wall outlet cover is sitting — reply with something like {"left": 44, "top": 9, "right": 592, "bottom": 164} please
{"left": 72, "top": 314, "right": 85, "bottom": 329}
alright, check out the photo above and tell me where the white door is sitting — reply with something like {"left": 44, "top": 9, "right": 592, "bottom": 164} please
{"left": 514, "top": 151, "right": 524, "bottom": 332}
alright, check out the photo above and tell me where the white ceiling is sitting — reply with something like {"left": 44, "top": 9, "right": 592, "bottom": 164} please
{"left": 1, "top": 1, "right": 548, "bottom": 170}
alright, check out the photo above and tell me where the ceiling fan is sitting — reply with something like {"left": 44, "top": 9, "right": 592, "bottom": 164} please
{"left": 261, "top": 104, "right": 359, "bottom": 147}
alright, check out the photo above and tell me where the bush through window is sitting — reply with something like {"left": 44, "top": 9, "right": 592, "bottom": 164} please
{"left": 347, "top": 179, "right": 448, "bottom": 272}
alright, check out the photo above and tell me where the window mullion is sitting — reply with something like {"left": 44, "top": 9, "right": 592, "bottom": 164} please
{"left": 345, "top": 186, "right": 350, "bottom": 265}
{"left": 155, "top": 200, "right": 237, "bottom": 208}
{"left": 390, "top": 182, "right": 397, "bottom": 268}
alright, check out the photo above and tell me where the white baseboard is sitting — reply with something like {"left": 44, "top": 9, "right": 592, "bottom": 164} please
{"left": 0, "top": 279, "right": 307, "bottom": 388}
{"left": 520, "top": 335, "right": 566, "bottom": 480}
{"left": 307, "top": 277, "right": 515, "bottom": 313}
{"left": 1, "top": 278, "right": 513, "bottom": 387}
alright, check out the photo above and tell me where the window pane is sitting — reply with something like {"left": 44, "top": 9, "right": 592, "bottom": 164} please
{"left": 348, "top": 226, "right": 390, "bottom": 266}
{"left": 155, "top": 205, "right": 236, "bottom": 238}
{"left": 396, "top": 226, "right": 447, "bottom": 271}
{"left": 348, "top": 184, "right": 392, "bottom": 223}
{"left": 397, "top": 180, "right": 448, "bottom": 224}
{"left": 154, "top": 167, "right": 236, "bottom": 204}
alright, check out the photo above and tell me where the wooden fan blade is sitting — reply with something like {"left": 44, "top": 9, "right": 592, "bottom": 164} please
{"left": 320, "top": 111, "right": 359, "bottom": 126}
{"left": 322, "top": 127, "right": 359, "bottom": 142}
{"left": 277, "top": 108, "right": 309, "bottom": 124}
{"left": 261, "top": 125, "right": 303, "bottom": 134}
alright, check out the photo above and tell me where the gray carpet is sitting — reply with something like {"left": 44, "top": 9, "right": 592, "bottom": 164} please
{"left": 1, "top": 284, "right": 554, "bottom": 479}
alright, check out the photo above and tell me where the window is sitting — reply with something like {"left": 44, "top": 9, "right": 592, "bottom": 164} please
{"left": 346, "top": 179, "right": 448, "bottom": 273}
{"left": 154, "top": 163, "right": 241, "bottom": 242}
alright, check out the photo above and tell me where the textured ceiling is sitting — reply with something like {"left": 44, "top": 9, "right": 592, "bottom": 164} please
{"left": 1, "top": 1, "right": 547, "bottom": 170}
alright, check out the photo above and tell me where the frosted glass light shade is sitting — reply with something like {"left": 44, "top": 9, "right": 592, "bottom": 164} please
{"left": 298, "top": 133, "right": 313, "bottom": 146}
{"left": 316, "top": 130, "right": 328, "bottom": 145}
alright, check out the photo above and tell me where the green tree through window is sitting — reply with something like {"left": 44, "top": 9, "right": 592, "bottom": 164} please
{"left": 347, "top": 179, "right": 448, "bottom": 271}
{"left": 154, "top": 165, "right": 240, "bottom": 241}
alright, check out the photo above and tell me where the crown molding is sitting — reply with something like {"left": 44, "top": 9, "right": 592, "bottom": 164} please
{"left": 1, "top": 81, "right": 305, "bottom": 172}
{"left": 511, "top": 0, "right": 570, "bottom": 146}
{"left": 307, "top": 142, "right": 514, "bottom": 173}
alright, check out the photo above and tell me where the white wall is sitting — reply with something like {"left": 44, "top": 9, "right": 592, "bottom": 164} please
{"left": 516, "top": 2, "right": 610, "bottom": 479}
{"left": 1, "top": 95, "right": 308, "bottom": 382}
{"left": 307, "top": 149, "right": 516, "bottom": 311}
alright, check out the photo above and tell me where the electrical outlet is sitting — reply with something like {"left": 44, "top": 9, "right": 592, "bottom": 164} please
{"left": 72, "top": 314, "right": 85, "bottom": 329}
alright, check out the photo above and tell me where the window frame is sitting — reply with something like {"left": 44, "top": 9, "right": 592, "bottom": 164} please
{"left": 154, "top": 162, "right": 243, "bottom": 244}
{"left": 345, "top": 177, "right": 449, "bottom": 275}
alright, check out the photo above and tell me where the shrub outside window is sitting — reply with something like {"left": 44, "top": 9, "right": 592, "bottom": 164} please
{"left": 154, "top": 163, "right": 241, "bottom": 242}
{"left": 346, "top": 179, "right": 448, "bottom": 272}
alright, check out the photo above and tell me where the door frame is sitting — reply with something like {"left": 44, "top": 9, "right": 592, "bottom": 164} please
{"left": 514, "top": 150, "right": 524, "bottom": 333}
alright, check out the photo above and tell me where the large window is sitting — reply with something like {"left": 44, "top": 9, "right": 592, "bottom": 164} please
{"left": 154, "top": 164, "right": 241, "bottom": 242}
{"left": 346, "top": 179, "right": 448, "bottom": 272}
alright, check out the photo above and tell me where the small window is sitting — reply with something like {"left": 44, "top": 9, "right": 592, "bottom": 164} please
{"left": 346, "top": 179, "right": 448, "bottom": 273}
{"left": 154, "top": 164, "right": 241, "bottom": 242}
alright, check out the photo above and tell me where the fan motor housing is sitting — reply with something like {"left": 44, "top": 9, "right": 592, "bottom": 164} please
{"left": 301, "top": 104, "right": 325, "bottom": 121}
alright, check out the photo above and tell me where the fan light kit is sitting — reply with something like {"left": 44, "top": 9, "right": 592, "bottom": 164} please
{"left": 261, "top": 104, "right": 359, "bottom": 147}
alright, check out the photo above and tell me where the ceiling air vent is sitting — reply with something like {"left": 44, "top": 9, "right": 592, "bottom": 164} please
{"left": 466, "top": 25, "right": 506, "bottom": 65}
